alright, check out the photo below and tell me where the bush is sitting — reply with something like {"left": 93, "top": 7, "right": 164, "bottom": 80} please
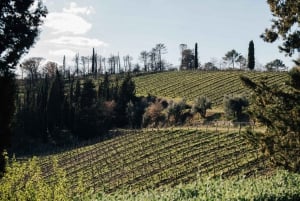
{"left": 223, "top": 94, "right": 248, "bottom": 120}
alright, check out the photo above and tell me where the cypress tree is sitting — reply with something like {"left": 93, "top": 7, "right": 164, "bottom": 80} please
{"left": 194, "top": 43, "right": 199, "bottom": 69}
{"left": 47, "top": 70, "right": 64, "bottom": 137}
{"left": 91, "top": 48, "right": 95, "bottom": 74}
{"left": 247, "top": 40, "right": 255, "bottom": 70}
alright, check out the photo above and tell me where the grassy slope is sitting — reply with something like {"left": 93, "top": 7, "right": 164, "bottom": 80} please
{"left": 133, "top": 70, "right": 288, "bottom": 106}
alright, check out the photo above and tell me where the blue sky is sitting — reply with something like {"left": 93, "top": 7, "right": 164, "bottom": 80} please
{"left": 25, "top": 0, "right": 297, "bottom": 70}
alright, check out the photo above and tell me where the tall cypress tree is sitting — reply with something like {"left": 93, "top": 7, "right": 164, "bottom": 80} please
{"left": 47, "top": 70, "right": 64, "bottom": 138}
{"left": 91, "top": 48, "right": 95, "bottom": 74}
{"left": 247, "top": 40, "right": 255, "bottom": 70}
{"left": 194, "top": 43, "right": 199, "bottom": 69}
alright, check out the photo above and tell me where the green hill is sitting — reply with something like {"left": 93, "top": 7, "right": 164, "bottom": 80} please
{"left": 24, "top": 128, "right": 264, "bottom": 193}
{"left": 134, "top": 70, "right": 288, "bottom": 106}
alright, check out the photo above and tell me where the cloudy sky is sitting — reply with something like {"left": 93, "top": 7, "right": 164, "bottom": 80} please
{"left": 25, "top": 0, "right": 297, "bottom": 70}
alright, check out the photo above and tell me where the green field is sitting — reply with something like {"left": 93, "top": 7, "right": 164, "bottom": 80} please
{"left": 134, "top": 70, "right": 288, "bottom": 105}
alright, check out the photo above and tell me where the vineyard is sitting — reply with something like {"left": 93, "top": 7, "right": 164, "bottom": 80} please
{"left": 133, "top": 70, "right": 288, "bottom": 105}
{"left": 32, "top": 127, "right": 266, "bottom": 194}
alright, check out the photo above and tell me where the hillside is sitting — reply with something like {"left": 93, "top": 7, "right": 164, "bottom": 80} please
{"left": 133, "top": 70, "right": 288, "bottom": 106}
{"left": 35, "top": 128, "right": 265, "bottom": 193}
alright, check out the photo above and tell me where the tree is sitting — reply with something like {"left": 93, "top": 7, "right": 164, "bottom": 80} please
{"left": 265, "top": 59, "right": 286, "bottom": 71}
{"left": 21, "top": 57, "right": 44, "bottom": 82}
{"left": 223, "top": 49, "right": 240, "bottom": 69}
{"left": 241, "top": 68, "right": 300, "bottom": 172}
{"left": 0, "top": 0, "right": 47, "bottom": 174}
{"left": 180, "top": 49, "right": 195, "bottom": 70}
{"left": 179, "top": 44, "right": 188, "bottom": 69}
{"left": 194, "top": 43, "right": 199, "bottom": 69}
{"left": 192, "top": 96, "right": 212, "bottom": 118}
{"left": 261, "top": 0, "right": 300, "bottom": 57}
{"left": 91, "top": 49, "right": 95, "bottom": 74}
{"left": 247, "top": 40, "right": 255, "bottom": 70}
{"left": 47, "top": 70, "right": 64, "bottom": 137}
{"left": 155, "top": 43, "right": 167, "bottom": 71}
{"left": 62, "top": 55, "right": 66, "bottom": 78}
{"left": 236, "top": 55, "right": 247, "bottom": 70}
{"left": 238, "top": 0, "right": 300, "bottom": 173}
{"left": 203, "top": 62, "right": 218, "bottom": 71}
{"left": 167, "top": 99, "right": 190, "bottom": 125}
{"left": 43, "top": 61, "right": 58, "bottom": 77}
{"left": 80, "top": 79, "right": 96, "bottom": 109}
{"left": 139, "top": 51, "right": 148, "bottom": 72}
{"left": 74, "top": 53, "right": 80, "bottom": 76}
{"left": 223, "top": 94, "right": 249, "bottom": 120}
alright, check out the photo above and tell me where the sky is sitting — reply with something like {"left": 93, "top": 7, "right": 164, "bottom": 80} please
{"left": 24, "top": 0, "right": 298, "bottom": 71}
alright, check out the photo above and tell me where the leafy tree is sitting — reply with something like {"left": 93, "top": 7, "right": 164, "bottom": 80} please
{"left": 261, "top": 0, "right": 300, "bottom": 57}
{"left": 238, "top": 1, "right": 300, "bottom": 173}
{"left": 265, "top": 59, "right": 286, "bottom": 71}
{"left": 241, "top": 68, "right": 300, "bottom": 172}
{"left": 192, "top": 96, "right": 212, "bottom": 118}
{"left": 236, "top": 55, "right": 247, "bottom": 70}
{"left": 223, "top": 49, "right": 241, "bottom": 69}
{"left": 180, "top": 49, "right": 195, "bottom": 70}
{"left": 247, "top": 40, "right": 255, "bottom": 70}
{"left": 203, "top": 62, "right": 218, "bottom": 71}
{"left": 0, "top": 0, "right": 47, "bottom": 174}
{"left": 223, "top": 94, "right": 249, "bottom": 120}
{"left": 167, "top": 99, "right": 190, "bottom": 125}
{"left": 179, "top": 44, "right": 188, "bottom": 69}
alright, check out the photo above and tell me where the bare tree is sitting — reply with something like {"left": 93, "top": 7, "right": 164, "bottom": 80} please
{"left": 43, "top": 61, "right": 58, "bottom": 77}
{"left": 21, "top": 57, "right": 44, "bottom": 82}
{"left": 139, "top": 51, "right": 148, "bottom": 72}
{"left": 73, "top": 53, "right": 80, "bottom": 76}
{"left": 81, "top": 56, "right": 87, "bottom": 76}
{"left": 155, "top": 43, "right": 167, "bottom": 71}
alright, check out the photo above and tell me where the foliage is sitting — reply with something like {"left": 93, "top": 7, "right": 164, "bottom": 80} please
{"left": 47, "top": 71, "right": 64, "bottom": 136}
{"left": 191, "top": 96, "right": 212, "bottom": 118}
{"left": 261, "top": 0, "right": 300, "bottom": 57}
{"left": 241, "top": 69, "right": 300, "bottom": 172}
{"left": 0, "top": 75, "right": 16, "bottom": 174}
{"left": 223, "top": 49, "right": 240, "bottom": 68}
{"left": 167, "top": 99, "right": 191, "bottom": 125}
{"left": 143, "top": 100, "right": 166, "bottom": 127}
{"left": 91, "top": 170, "right": 300, "bottom": 201}
{"left": 0, "top": 0, "right": 47, "bottom": 74}
{"left": 247, "top": 40, "right": 255, "bottom": 70}
{"left": 223, "top": 94, "right": 249, "bottom": 120}
{"left": 265, "top": 59, "right": 287, "bottom": 71}
{"left": 0, "top": 0, "right": 47, "bottom": 174}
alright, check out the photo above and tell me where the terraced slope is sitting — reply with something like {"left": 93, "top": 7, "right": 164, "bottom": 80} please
{"left": 38, "top": 128, "right": 266, "bottom": 193}
{"left": 134, "top": 71, "right": 288, "bottom": 105}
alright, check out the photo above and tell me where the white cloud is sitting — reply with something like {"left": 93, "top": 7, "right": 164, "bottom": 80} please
{"left": 45, "top": 12, "right": 92, "bottom": 35}
{"left": 49, "top": 36, "right": 108, "bottom": 47}
{"left": 49, "top": 49, "right": 76, "bottom": 57}
{"left": 63, "top": 2, "right": 94, "bottom": 15}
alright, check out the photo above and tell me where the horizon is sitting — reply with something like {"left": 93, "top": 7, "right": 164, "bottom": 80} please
{"left": 22, "top": 0, "right": 298, "bottom": 74}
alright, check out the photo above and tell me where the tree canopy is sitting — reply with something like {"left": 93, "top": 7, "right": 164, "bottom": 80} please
{"left": 0, "top": 0, "right": 47, "bottom": 75}
{"left": 261, "top": 0, "right": 300, "bottom": 57}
